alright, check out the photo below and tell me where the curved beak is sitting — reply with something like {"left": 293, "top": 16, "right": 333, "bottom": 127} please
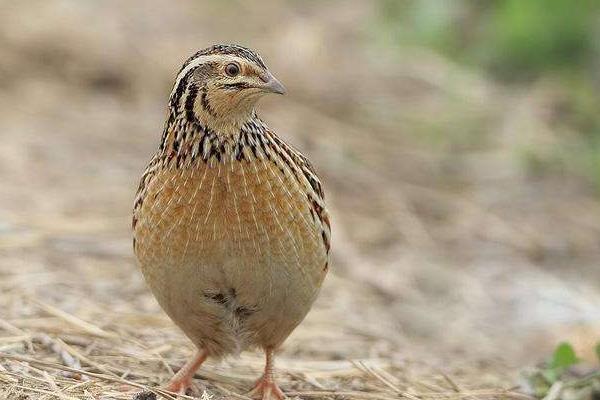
{"left": 261, "top": 72, "right": 286, "bottom": 95}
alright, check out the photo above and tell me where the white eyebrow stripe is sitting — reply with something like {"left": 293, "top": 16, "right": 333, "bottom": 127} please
{"left": 169, "top": 55, "right": 218, "bottom": 102}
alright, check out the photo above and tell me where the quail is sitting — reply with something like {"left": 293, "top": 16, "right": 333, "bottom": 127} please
{"left": 132, "top": 44, "right": 330, "bottom": 399}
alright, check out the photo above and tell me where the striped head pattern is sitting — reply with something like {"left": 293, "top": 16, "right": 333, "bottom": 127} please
{"left": 168, "top": 44, "right": 286, "bottom": 132}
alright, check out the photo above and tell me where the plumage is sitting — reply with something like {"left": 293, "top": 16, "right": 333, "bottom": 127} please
{"left": 132, "top": 44, "right": 329, "bottom": 399}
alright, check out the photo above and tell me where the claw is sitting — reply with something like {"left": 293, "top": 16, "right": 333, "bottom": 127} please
{"left": 163, "top": 375, "right": 194, "bottom": 394}
{"left": 248, "top": 374, "right": 286, "bottom": 400}
{"left": 161, "top": 349, "right": 208, "bottom": 396}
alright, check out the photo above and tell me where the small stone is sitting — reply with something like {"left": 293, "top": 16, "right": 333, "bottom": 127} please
{"left": 132, "top": 391, "right": 157, "bottom": 400}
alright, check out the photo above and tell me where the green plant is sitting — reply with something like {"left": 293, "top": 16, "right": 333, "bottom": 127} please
{"left": 542, "top": 342, "right": 581, "bottom": 384}
{"left": 523, "top": 342, "right": 600, "bottom": 399}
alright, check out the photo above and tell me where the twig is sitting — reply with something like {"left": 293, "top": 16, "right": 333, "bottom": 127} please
{"left": 542, "top": 381, "right": 563, "bottom": 400}
{"left": 29, "top": 298, "right": 117, "bottom": 339}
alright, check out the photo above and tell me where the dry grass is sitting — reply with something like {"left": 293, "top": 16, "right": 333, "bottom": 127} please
{"left": 1, "top": 1, "right": 599, "bottom": 399}
{"left": 0, "top": 293, "right": 526, "bottom": 400}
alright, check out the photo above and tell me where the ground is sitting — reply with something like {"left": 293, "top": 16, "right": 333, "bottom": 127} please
{"left": 1, "top": 1, "right": 599, "bottom": 399}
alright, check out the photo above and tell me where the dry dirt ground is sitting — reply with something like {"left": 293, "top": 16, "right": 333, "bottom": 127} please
{"left": 1, "top": 2, "right": 599, "bottom": 399}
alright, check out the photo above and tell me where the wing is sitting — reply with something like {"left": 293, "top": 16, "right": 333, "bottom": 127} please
{"left": 263, "top": 128, "right": 331, "bottom": 258}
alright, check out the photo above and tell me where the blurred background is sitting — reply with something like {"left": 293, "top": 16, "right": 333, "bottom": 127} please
{"left": 1, "top": 0, "right": 599, "bottom": 398}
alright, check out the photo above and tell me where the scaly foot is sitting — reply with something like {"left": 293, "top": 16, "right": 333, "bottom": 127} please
{"left": 248, "top": 374, "right": 286, "bottom": 400}
{"left": 161, "top": 349, "right": 208, "bottom": 395}
{"left": 162, "top": 374, "right": 195, "bottom": 395}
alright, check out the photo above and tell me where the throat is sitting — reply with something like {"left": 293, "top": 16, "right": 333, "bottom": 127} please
{"left": 159, "top": 111, "right": 264, "bottom": 167}
{"left": 191, "top": 87, "right": 256, "bottom": 135}
{"left": 194, "top": 108, "right": 254, "bottom": 137}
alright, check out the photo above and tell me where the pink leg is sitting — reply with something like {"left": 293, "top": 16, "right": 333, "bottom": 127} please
{"left": 248, "top": 348, "right": 286, "bottom": 400}
{"left": 163, "top": 349, "right": 208, "bottom": 394}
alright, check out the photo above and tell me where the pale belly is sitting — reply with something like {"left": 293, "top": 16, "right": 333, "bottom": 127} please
{"left": 133, "top": 159, "right": 328, "bottom": 356}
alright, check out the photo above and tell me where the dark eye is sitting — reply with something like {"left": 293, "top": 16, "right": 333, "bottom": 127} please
{"left": 225, "top": 63, "right": 240, "bottom": 77}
